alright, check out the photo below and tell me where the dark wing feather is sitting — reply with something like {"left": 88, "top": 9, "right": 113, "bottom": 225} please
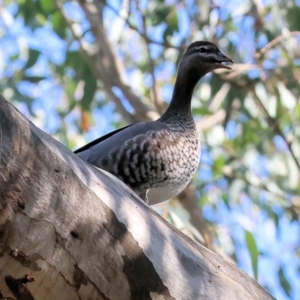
{"left": 74, "top": 123, "right": 136, "bottom": 154}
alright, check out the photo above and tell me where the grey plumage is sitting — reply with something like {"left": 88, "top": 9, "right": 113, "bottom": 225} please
{"left": 75, "top": 41, "right": 233, "bottom": 204}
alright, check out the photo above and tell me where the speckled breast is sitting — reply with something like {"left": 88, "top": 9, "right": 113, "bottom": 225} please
{"left": 146, "top": 128, "right": 200, "bottom": 203}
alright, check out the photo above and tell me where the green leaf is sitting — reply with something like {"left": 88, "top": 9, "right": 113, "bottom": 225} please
{"left": 22, "top": 76, "right": 46, "bottom": 82}
{"left": 266, "top": 207, "right": 279, "bottom": 231}
{"left": 193, "top": 107, "right": 212, "bottom": 116}
{"left": 212, "top": 156, "right": 225, "bottom": 178}
{"left": 163, "top": 9, "right": 179, "bottom": 41}
{"left": 278, "top": 266, "right": 292, "bottom": 297}
{"left": 221, "top": 194, "right": 230, "bottom": 209}
{"left": 286, "top": 6, "right": 300, "bottom": 31}
{"left": 149, "top": 4, "right": 172, "bottom": 26}
{"left": 24, "top": 49, "right": 40, "bottom": 69}
{"left": 19, "top": 0, "right": 38, "bottom": 27}
{"left": 39, "top": 0, "right": 56, "bottom": 15}
{"left": 81, "top": 72, "right": 97, "bottom": 110}
{"left": 295, "top": 103, "right": 300, "bottom": 120}
{"left": 10, "top": 54, "right": 19, "bottom": 61}
{"left": 245, "top": 230, "right": 259, "bottom": 280}
{"left": 52, "top": 11, "right": 66, "bottom": 39}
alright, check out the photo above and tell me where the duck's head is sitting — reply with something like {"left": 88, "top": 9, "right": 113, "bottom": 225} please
{"left": 180, "top": 41, "right": 233, "bottom": 75}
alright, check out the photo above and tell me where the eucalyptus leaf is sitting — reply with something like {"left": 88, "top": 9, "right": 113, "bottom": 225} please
{"left": 245, "top": 230, "right": 259, "bottom": 280}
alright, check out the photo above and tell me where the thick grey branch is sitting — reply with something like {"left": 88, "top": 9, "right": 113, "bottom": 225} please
{"left": 0, "top": 94, "right": 274, "bottom": 299}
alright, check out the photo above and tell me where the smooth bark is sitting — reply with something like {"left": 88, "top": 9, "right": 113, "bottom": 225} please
{"left": 0, "top": 95, "right": 274, "bottom": 299}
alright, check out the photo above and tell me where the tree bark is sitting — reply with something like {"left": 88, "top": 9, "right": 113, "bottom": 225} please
{"left": 0, "top": 94, "right": 274, "bottom": 300}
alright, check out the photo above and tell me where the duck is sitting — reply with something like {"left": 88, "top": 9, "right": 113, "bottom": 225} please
{"left": 75, "top": 41, "right": 233, "bottom": 205}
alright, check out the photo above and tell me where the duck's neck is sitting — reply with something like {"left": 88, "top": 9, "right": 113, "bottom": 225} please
{"left": 160, "top": 67, "right": 207, "bottom": 120}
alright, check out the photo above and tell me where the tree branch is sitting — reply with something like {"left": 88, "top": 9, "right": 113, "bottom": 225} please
{"left": 98, "top": 0, "right": 183, "bottom": 50}
{"left": 255, "top": 31, "right": 300, "bottom": 59}
{"left": 0, "top": 94, "right": 275, "bottom": 299}
{"left": 78, "top": 0, "right": 159, "bottom": 121}
{"left": 56, "top": 0, "right": 160, "bottom": 123}
{"left": 55, "top": 0, "right": 137, "bottom": 124}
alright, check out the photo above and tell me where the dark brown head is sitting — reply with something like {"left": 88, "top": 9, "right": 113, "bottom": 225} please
{"left": 179, "top": 41, "right": 233, "bottom": 75}
{"left": 161, "top": 41, "right": 233, "bottom": 116}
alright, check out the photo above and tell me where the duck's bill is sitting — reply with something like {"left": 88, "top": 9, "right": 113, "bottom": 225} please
{"left": 215, "top": 54, "right": 234, "bottom": 70}
{"left": 215, "top": 62, "right": 233, "bottom": 70}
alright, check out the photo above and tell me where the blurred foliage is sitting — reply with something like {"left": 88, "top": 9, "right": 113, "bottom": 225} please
{"left": 1, "top": 0, "right": 300, "bottom": 298}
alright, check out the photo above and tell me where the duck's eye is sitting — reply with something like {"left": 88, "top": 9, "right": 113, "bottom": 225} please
{"left": 199, "top": 47, "right": 207, "bottom": 53}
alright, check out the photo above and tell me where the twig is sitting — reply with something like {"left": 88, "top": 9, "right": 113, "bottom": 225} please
{"left": 209, "top": 83, "right": 230, "bottom": 112}
{"left": 214, "top": 71, "right": 254, "bottom": 89}
{"left": 223, "top": 64, "right": 261, "bottom": 80}
{"left": 196, "top": 109, "right": 226, "bottom": 131}
{"left": 55, "top": 0, "right": 136, "bottom": 123}
{"left": 99, "top": 0, "right": 182, "bottom": 50}
{"left": 255, "top": 31, "right": 300, "bottom": 59}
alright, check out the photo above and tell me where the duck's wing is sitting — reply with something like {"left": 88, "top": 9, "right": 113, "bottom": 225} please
{"left": 74, "top": 121, "right": 170, "bottom": 168}
{"left": 74, "top": 124, "right": 134, "bottom": 154}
